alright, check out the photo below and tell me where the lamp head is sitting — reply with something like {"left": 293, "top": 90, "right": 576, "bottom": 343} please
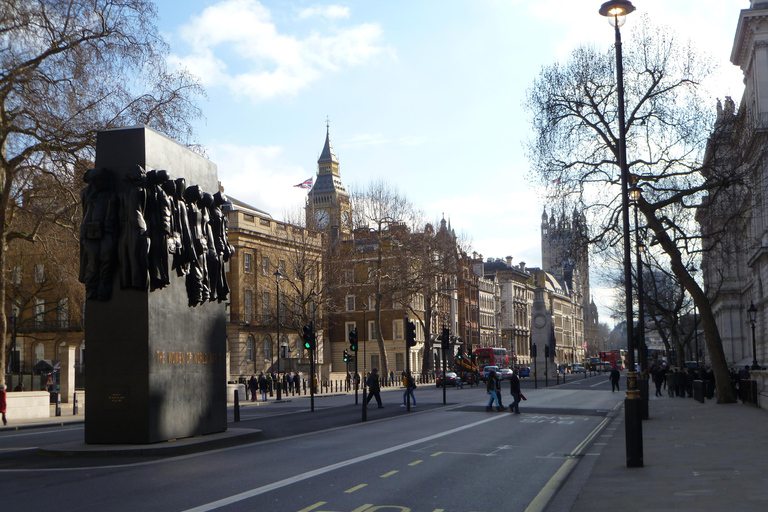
{"left": 599, "top": 0, "right": 636, "bottom": 27}
{"left": 629, "top": 183, "right": 641, "bottom": 204}
{"left": 748, "top": 302, "right": 758, "bottom": 324}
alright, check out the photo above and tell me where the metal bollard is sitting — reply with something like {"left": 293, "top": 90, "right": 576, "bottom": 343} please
{"left": 55, "top": 392, "right": 61, "bottom": 417}
{"left": 234, "top": 389, "right": 240, "bottom": 422}
{"left": 73, "top": 391, "right": 79, "bottom": 416}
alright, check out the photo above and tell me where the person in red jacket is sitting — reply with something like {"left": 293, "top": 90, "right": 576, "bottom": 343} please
{"left": 0, "top": 384, "right": 7, "bottom": 426}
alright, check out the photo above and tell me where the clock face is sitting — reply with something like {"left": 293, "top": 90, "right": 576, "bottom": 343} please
{"left": 314, "top": 209, "right": 330, "bottom": 229}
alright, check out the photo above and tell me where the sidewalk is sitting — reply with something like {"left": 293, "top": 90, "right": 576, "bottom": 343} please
{"left": 0, "top": 402, "right": 84, "bottom": 431}
{"left": 566, "top": 394, "right": 768, "bottom": 512}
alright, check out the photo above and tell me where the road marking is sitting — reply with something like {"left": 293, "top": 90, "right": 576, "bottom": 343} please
{"left": 296, "top": 502, "right": 326, "bottom": 512}
{"left": 408, "top": 460, "right": 422, "bottom": 466}
{"left": 431, "top": 452, "right": 443, "bottom": 457}
{"left": 350, "top": 504, "right": 374, "bottom": 512}
{"left": 345, "top": 484, "right": 368, "bottom": 493}
{"left": 525, "top": 416, "right": 611, "bottom": 512}
{"left": 181, "top": 414, "right": 506, "bottom": 512}
{"left": 380, "top": 471, "right": 398, "bottom": 478}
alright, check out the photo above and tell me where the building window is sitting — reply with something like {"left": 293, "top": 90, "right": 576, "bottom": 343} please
{"left": 393, "top": 319, "right": 403, "bottom": 340}
{"left": 34, "top": 342, "right": 45, "bottom": 364}
{"left": 262, "top": 256, "right": 269, "bottom": 276}
{"left": 371, "top": 354, "right": 380, "bottom": 371}
{"left": 346, "top": 295, "right": 355, "bottom": 312}
{"left": 34, "top": 297, "right": 45, "bottom": 329}
{"left": 278, "top": 259, "right": 286, "bottom": 275}
{"left": 244, "top": 290, "right": 253, "bottom": 323}
{"left": 264, "top": 335, "right": 272, "bottom": 361}
{"left": 368, "top": 296, "right": 375, "bottom": 311}
{"left": 57, "top": 298, "right": 69, "bottom": 329}
{"left": 34, "top": 264, "right": 45, "bottom": 283}
{"left": 395, "top": 352, "right": 405, "bottom": 372}
{"left": 368, "top": 320, "right": 376, "bottom": 342}
{"left": 345, "top": 322, "right": 357, "bottom": 339}
{"left": 11, "top": 266, "right": 21, "bottom": 285}
{"left": 344, "top": 270, "right": 353, "bottom": 284}
{"left": 244, "top": 214, "right": 255, "bottom": 222}
{"left": 262, "top": 291, "right": 270, "bottom": 322}
{"left": 246, "top": 335, "right": 254, "bottom": 362}
{"left": 244, "top": 253, "right": 252, "bottom": 273}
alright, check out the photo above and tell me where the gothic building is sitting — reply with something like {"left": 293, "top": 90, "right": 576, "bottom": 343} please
{"left": 306, "top": 123, "right": 352, "bottom": 241}
{"left": 541, "top": 207, "right": 599, "bottom": 353}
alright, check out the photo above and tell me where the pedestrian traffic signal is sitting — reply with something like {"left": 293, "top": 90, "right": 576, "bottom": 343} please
{"left": 441, "top": 327, "right": 450, "bottom": 351}
{"left": 457, "top": 353, "right": 463, "bottom": 360}
{"left": 406, "top": 321, "right": 417, "bottom": 347}
{"left": 303, "top": 324, "right": 315, "bottom": 350}
{"left": 349, "top": 328, "right": 358, "bottom": 351}
{"left": 343, "top": 349, "right": 350, "bottom": 362}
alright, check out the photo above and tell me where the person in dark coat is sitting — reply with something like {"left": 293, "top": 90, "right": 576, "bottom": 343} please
{"left": 509, "top": 370, "right": 522, "bottom": 414}
{"left": 258, "top": 372, "right": 269, "bottom": 401}
{"left": 365, "top": 368, "right": 384, "bottom": 408}
{"left": 610, "top": 366, "right": 621, "bottom": 392}
{"left": 0, "top": 384, "right": 7, "bottom": 426}
{"left": 248, "top": 374, "right": 258, "bottom": 402}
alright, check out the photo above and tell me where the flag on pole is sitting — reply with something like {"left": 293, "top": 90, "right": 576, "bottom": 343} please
{"left": 294, "top": 178, "right": 313, "bottom": 189}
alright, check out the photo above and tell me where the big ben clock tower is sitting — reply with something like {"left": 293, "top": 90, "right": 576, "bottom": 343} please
{"left": 306, "top": 121, "right": 351, "bottom": 240}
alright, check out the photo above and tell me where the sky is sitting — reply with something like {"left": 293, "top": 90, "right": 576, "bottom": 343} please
{"left": 152, "top": 0, "right": 749, "bottom": 322}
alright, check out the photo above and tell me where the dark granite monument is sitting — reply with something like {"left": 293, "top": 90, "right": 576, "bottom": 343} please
{"left": 83, "top": 126, "right": 229, "bottom": 444}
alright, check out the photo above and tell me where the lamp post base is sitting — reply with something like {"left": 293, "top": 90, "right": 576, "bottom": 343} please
{"left": 625, "top": 395, "right": 644, "bottom": 467}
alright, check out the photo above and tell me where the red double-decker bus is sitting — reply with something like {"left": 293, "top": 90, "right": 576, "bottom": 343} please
{"left": 599, "top": 349, "right": 627, "bottom": 370}
{"left": 474, "top": 347, "right": 509, "bottom": 370}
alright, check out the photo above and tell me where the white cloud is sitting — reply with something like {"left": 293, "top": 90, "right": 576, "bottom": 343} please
{"left": 168, "top": 0, "right": 393, "bottom": 101}
{"left": 298, "top": 5, "right": 350, "bottom": 20}
{"left": 209, "top": 142, "right": 309, "bottom": 219}
{"left": 343, "top": 133, "right": 389, "bottom": 147}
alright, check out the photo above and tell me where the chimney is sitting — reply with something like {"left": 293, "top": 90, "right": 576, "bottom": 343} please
{"left": 519, "top": 261, "right": 526, "bottom": 272}
{"left": 505, "top": 256, "right": 513, "bottom": 267}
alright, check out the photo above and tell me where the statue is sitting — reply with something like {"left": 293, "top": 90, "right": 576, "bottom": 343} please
{"left": 79, "top": 168, "right": 118, "bottom": 300}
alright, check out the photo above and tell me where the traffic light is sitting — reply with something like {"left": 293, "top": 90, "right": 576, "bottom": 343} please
{"left": 531, "top": 344, "right": 538, "bottom": 358}
{"left": 343, "top": 349, "right": 350, "bottom": 362}
{"left": 406, "top": 321, "right": 416, "bottom": 348}
{"left": 457, "top": 353, "right": 463, "bottom": 360}
{"left": 441, "top": 327, "right": 450, "bottom": 352}
{"left": 349, "top": 328, "right": 358, "bottom": 351}
{"left": 303, "top": 324, "right": 315, "bottom": 351}
{"left": 544, "top": 344, "right": 550, "bottom": 359}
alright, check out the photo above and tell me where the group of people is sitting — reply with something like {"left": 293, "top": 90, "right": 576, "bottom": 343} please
{"left": 246, "top": 371, "right": 303, "bottom": 401}
{"left": 485, "top": 369, "right": 522, "bottom": 413}
{"left": 362, "top": 369, "right": 418, "bottom": 409}
{"left": 646, "top": 363, "right": 717, "bottom": 398}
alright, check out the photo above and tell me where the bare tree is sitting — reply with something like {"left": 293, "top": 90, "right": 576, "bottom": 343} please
{"left": 525, "top": 15, "right": 740, "bottom": 402}
{"left": 0, "top": 0, "right": 204, "bottom": 386}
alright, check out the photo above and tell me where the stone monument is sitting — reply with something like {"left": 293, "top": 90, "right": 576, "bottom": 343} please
{"left": 82, "top": 126, "right": 230, "bottom": 444}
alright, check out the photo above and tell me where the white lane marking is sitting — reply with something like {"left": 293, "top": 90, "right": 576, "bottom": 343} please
{"left": 180, "top": 415, "right": 507, "bottom": 512}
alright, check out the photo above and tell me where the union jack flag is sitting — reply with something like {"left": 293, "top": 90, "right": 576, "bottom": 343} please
{"left": 294, "top": 177, "right": 313, "bottom": 189}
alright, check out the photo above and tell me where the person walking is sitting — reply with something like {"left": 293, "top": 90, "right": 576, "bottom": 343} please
{"left": 610, "top": 366, "right": 621, "bottom": 392}
{"left": 0, "top": 384, "right": 7, "bottom": 426}
{"left": 258, "top": 372, "right": 269, "bottom": 401}
{"left": 486, "top": 370, "right": 502, "bottom": 411}
{"left": 652, "top": 366, "right": 664, "bottom": 397}
{"left": 248, "top": 373, "right": 258, "bottom": 402}
{"left": 365, "top": 368, "right": 384, "bottom": 408}
{"left": 495, "top": 372, "right": 505, "bottom": 409}
{"left": 401, "top": 370, "right": 416, "bottom": 407}
{"left": 509, "top": 369, "right": 522, "bottom": 414}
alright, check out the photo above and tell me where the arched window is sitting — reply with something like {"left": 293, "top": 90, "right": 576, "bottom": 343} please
{"left": 246, "top": 335, "right": 254, "bottom": 362}
{"left": 56, "top": 342, "right": 68, "bottom": 360}
{"left": 263, "top": 335, "right": 272, "bottom": 361}
{"left": 34, "top": 342, "right": 45, "bottom": 364}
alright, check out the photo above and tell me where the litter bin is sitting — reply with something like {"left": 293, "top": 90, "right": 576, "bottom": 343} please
{"left": 739, "top": 379, "right": 758, "bottom": 405}
{"left": 692, "top": 380, "right": 704, "bottom": 403}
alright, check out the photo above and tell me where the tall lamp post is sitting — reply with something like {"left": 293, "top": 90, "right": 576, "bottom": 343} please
{"left": 274, "top": 269, "right": 283, "bottom": 401}
{"left": 361, "top": 301, "right": 368, "bottom": 422}
{"left": 599, "top": 0, "right": 643, "bottom": 468}
{"left": 689, "top": 267, "right": 699, "bottom": 369}
{"left": 748, "top": 302, "right": 759, "bottom": 370}
{"left": 630, "top": 183, "right": 648, "bottom": 420}
{"left": 311, "top": 291, "right": 318, "bottom": 412}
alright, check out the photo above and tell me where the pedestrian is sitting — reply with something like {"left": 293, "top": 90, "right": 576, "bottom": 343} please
{"left": 345, "top": 372, "right": 351, "bottom": 392}
{"left": 0, "top": 384, "right": 7, "bottom": 426}
{"left": 258, "top": 372, "right": 269, "bottom": 401}
{"left": 610, "top": 366, "right": 621, "bottom": 392}
{"left": 667, "top": 367, "right": 677, "bottom": 397}
{"left": 486, "top": 370, "right": 502, "bottom": 412}
{"left": 509, "top": 369, "right": 522, "bottom": 414}
{"left": 495, "top": 372, "right": 505, "bottom": 409}
{"left": 248, "top": 373, "right": 258, "bottom": 402}
{"left": 401, "top": 370, "right": 417, "bottom": 407}
{"left": 13, "top": 381, "right": 23, "bottom": 392}
{"left": 294, "top": 372, "right": 301, "bottom": 394}
{"left": 652, "top": 366, "right": 664, "bottom": 397}
{"left": 365, "top": 368, "right": 384, "bottom": 408}
{"left": 389, "top": 370, "right": 394, "bottom": 386}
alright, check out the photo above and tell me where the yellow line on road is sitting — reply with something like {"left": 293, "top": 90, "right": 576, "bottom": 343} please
{"left": 409, "top": 460, "right": 423, "bottom": 466}
{"left": 296, "top": 502, "right": 326, "bottom": 512}
{"left": 431, "top": 451, "right": 443, "bottom": 457}
{"left": 344, "top": 484, "right": 367, "bottom": 493}
{"left": 380, "top": 470, "right": 398, "bottom": 478}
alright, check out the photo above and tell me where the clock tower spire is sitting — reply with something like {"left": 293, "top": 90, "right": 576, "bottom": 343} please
{"left": 306, "top": 120, "right": 351, "bottom": 239}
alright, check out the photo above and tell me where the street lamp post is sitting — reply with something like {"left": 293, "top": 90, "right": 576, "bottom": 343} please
{"left": 600, "top": 0, "right": 643, "bottom": 467}
{"left": 362, "top": 301, "right": 368, "bottom": 422}
{"left": 748, "top": 302, "right": 759, "bottom": 370}
{"left": 311, "top": 291, "right": 318, "bottom": 412}
{"left": 274, "top": 269, "right": 283, "bottom": 401}
{"left": 630, "top": 183, "right": 648, "bottom": 420}
{"left": 689, "top": 267, "right": 700, "bottom": 369}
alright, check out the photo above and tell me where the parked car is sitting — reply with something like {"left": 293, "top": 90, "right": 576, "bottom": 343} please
{"left": 597, "top": 362, "right": 613, "bottom": 373}
{"left": 436, "top": 372, "right": 461, "bottom": 387}
{"left": 571, "top": 363, "right": 586, "bottom": 373}
{"left": 518, "top": 366, "right": 531, "bottom": 378}
{"left": 498, "top": 368, "right": 514, "bottom": 380}
{"left": 482, "top": 366, "right": 500, "bottom": 382}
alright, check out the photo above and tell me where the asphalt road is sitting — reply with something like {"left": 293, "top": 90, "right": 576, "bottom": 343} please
{"left": 0, "top": 372, "right": 623, "bottom": 512}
